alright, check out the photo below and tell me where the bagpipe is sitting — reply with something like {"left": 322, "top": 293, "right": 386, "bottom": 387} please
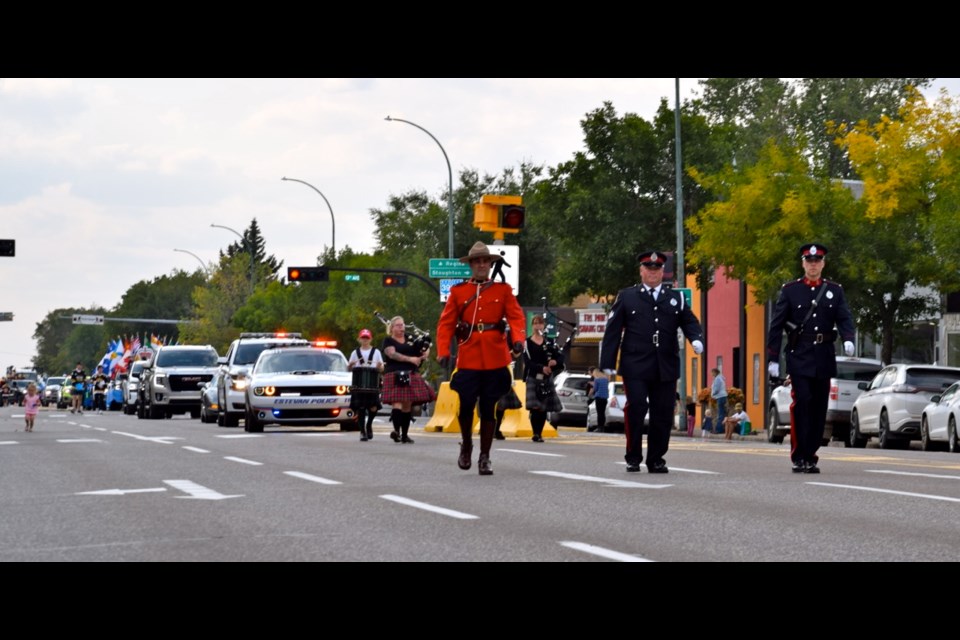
{"left": 540, "top": 297, "right": 579, "bottom": 361}
{"left": 373, "top": 311, "right": 433, "bottom": 360}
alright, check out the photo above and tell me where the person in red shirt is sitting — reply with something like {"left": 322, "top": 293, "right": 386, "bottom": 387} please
{"left": 437, "top": 242, "right": 526, "bottom": 476}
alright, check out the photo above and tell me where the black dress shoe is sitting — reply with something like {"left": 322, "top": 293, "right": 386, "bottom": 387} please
{"left": 494, "top": 431, "right": 505, "bottom": 440}
{"left": 401, "top": 435, "right": 414, "bottom": 444}
{"left": 458, "top": 442, "right": 473, "bottom": 470}
{"left": 532, "top": 435, "right": 544, "bottom": 443}
{"left": 389, "top": 430, "right": 400, "bottom": 443}
{"left": 803, "top": 462, "right": 820, "bottom": 474}
{"left": 360, "top": 434, "right": 368, "bottom": 442}
{"left": 478, "top": 453, "right": 493, "bottom": 476}
{"left": 792, "top": 460, "right": 806, "bottom": 473}
{"left": 626, "top": 463, "right": 641, "bottom": 473}
{"left": 647, "top": 461, "right": 669, "bottom": 474}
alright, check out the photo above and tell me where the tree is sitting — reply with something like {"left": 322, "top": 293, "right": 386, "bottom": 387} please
{"left": 221, "top": 218, "right": 283, "bottom": 285}
{"left": 177, "top": 254, "right": 253, "bottom": 354}
{"left": 32, "top": 307, "right": 107, "bottom": 374}
{"left": 109, "top": 270, "right": 207, "bottom": 341}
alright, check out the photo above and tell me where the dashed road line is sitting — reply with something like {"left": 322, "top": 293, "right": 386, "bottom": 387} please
{"left": 224, "top": 456, "right": 263, "bottom": 466}
{"left": 499, "top": 448, "right": 564, "bottom": 457}
{"left": 284, "top": 471, "right": 341, "bottom": 485}
{"left": 56, "top": 439, "right": 103, "bottom": 443}
{"left": 531, "top": 470, "right": 672, "bottom": 488}
{"left": 380, "top": 494, "right": 478, "bottom": 520}
{"left": 808, "top": 481, "right": 960, "bottom": 503}
{"left": 560, "top": 541, "right": 654, "bottom": 562}
{"left": 182, "top": 446, "right": 210, "bottom": 453}
{"left": 865, "top": 469, "right": 960, "bottom": 480}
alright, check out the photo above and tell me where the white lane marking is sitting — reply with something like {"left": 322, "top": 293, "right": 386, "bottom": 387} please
{"left": 499, "top": 448, "right": 564, "bottom": 457}
{"left": 532, "top": 470, "right": 672, "bottom": 488}
{"left": 560, "top": 541, "right": 654, "bottom": 562}
{"left": 111, "top": 431, "right": 182, "bottom": 444}
{"left": 293, "top": 433, "right": 345, "bottom": 437}
{"left": 47, "top": 414, "right": 67, "bottom": 418}
{"left": 808, "top": 482, "right": 960, "bottom": 503}
{"left": 380, "top": 494, "right": 478, "bottom": 520}
{"left": 78, "top": 424, "right": 92, "bottom": 429}
{"left": 616, "top": 462, "right": 719, "bottom": 474}
{"left": 10, "top": 413, "right": 24, "bottom": 418}
{"left": 216, "top": 434, "right": 263, "bottom": 439}
{"left": 284, "top": 471, "right": 342, "bottom": 485}
{"left": 182, "top": 446, "right": 210, "bottom": 453}
{"left": 56, "top": 439, "right": 103, "bottom": 443}
{"left": 866, "top": 469, "right": 960, "bottom": 480}
{"left": 224, "top": 456, "right": 263, "bottom": 466}
{"left": 93, "top": 427, "right": 108, "bottom": 431}
{"left": 0, "top": 441, "right": 18, "bottom": 446}
{"left": 164, "top": 480, "right": 243, "bottom": 500}
{"left": 76, "top": 488, "right": 167, "bottom": 496}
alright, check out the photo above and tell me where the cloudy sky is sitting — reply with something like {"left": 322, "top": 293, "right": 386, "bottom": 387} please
{"left": 2, "top": 78, "right": 957, "bottom": 369}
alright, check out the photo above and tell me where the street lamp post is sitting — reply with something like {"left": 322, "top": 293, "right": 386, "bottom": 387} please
{"left": 385, "top": 115, "right": 454, "bottom": 259}
{"left": 173, "top": 248, "right": 209, "bottom": 275}
{"left": 210, "top": 223, "right": 255, "bottom": 296}
{"left": 281, "top": 177, "right": 336, "bottom": 258}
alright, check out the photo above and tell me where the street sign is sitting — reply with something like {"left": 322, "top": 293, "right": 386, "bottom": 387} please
{"left": 344, "top": 274, "right": 361, "bottom": 282}
{"left": 72, "top": 314, "right": 104, "bottom": 325}
{"left": 429, "top": 259, "right": 471, "bottom": 279}
{"left": 675, "top": 287, "right": 693, "bottom": 308}
{"left": 0, "top": 312, "right": 12, "bottom": 321}
{"left": 439, "top": 278, "right": 465, "bottom": 303}
{"left": 489, "top": 245, "right": 520, "bottom": 296}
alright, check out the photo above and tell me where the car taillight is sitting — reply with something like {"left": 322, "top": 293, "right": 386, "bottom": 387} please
{"left": 559, "top": 390, "right": 572, "bottom": 397}
{"left": 830, "top": 383, "right": 839, "bottom": 401}
{"left": 610, "top": 397, "right": 619, "bottom": 409}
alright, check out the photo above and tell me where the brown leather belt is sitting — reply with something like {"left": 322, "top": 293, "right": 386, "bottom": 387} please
{"left": 468, "top": 321, "right": 505, "bottom": 333}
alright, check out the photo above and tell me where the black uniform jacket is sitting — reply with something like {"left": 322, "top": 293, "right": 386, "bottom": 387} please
{"left": 767, "top": 278, "right": 856, "bottom": 379}
{"left": 600, "top": 285, "right": 703, "bottom": 382}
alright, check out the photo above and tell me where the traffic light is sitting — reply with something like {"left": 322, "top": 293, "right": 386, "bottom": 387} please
{"left": 287, "top": 266, "right": 329, "bottom": 282}
{"left": 498, "top": 205, "right": 525, "bottom": 230}
{"left": 0, "top": 239, "right": 14, "bottom": 257}
{"left": 382, "top": 274, "right": 408, "bottom": 288}
{"left": 0, "top": 312, "right": 13, "bottom": 321}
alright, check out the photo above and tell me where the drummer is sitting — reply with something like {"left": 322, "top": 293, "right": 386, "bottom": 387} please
{"left": 347, "top": 329, "right": 384, "bottom": 442}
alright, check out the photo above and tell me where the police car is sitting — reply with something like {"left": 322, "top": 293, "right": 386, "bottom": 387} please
{"left": 243, "top": 342, "right": 357, "bottom": 432}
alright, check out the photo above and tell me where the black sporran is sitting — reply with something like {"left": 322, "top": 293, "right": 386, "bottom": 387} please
{"left": 396, "top": 371, "right": 411, "bottom": 387}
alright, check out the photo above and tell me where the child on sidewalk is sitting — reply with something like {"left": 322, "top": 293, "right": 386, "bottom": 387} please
{"left": 23, "top": 382, "right": 40, "bottom": 432}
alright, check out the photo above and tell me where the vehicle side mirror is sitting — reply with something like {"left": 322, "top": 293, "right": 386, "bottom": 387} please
{"left": 197, "top": 381, "right": 206, "bottom": 389}
{"left": 931, "top": 395, "right": 941, "bottom": 404}
{"left": 858, "top": 382, "right": 869, "bottom": 390}
{"left": 218, "top": 357, "right": 228, "bottom": 365}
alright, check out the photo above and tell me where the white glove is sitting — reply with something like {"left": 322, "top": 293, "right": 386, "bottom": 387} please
{"left": 844, "top": 341, "right": 855, "bottom": 357}
{"left": 768, "top": 362, "right": 780, "bottom": 378}
{"left": 691, "top": 340, "right": 704, "bottom": 355}
{"left": 603, "top": 369, "right": 617, "bottom": 376}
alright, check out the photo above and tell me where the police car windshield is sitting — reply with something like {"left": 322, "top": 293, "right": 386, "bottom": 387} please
{"left": 155, "top": 349, "right": 219, "bottom": 368}
{"left": 256, "top": 351, "right": 347, "bottom": 374}
{"left": 235, "top": 343, "right": 282, "bottom": 365}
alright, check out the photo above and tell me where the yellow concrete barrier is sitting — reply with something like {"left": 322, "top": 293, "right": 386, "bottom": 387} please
{"left": 421, "top": 379, "right": 557, "bottom": 439}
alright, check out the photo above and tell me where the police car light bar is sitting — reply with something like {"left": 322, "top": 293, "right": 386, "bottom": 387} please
{"left": 239, "top": 332, "right": 304, "bottom": 339}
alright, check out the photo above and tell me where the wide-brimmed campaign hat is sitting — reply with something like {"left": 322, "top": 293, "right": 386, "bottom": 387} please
{"left": 459, "top": 241, "right": 504, "bottom": 264}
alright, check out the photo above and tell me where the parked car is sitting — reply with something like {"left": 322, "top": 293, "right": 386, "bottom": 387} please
{"left": 243, "top": 345, "right": 356, "bottom": 432}
{"left": 586, "top": 380, "right": 625, "bottom": 432}
{"left": 767, "top": 356, "right": 884, "bottom": 445}
{"left": 548, "top": 372, "right": 592, "bottom": 426}
{"left": 920, "top": 381, "right": 960, "bottom": 452}
{"left": 199, "top": 369, "right": 224, "bottom": 423}
{"left": 121, "top": 361, "right": 147, "bottom": 414}
{"left": 850, "top": 364, "right": 960, "bottom": 449}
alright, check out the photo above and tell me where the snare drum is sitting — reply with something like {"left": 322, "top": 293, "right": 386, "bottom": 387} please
{"left": 351, "top": 367, "right": 382, "bottom": 393}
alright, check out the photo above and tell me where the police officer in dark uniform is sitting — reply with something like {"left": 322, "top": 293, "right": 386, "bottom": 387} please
{"left": 767, "top": 243, "right": 856, "bottom": 474}
{"left": 600, "top": 251, "right": 704, "bottom": 473}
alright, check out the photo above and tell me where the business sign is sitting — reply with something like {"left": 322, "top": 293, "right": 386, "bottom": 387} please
{"left": 576, "top": 309, "right": 607, "bottom": 340}
{"left": 429, "top": 259, "right": 471, "bottom": 279}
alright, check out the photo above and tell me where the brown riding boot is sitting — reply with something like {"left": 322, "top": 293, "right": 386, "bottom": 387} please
{"left": 458, "top": 412, "right": 473, "bottom": 470}
{"left": 478, "top": 419, "right": 495, "bottom": 476}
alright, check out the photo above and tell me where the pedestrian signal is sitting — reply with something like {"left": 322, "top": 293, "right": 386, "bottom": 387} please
{"left": 498, "top": 205, "right": 525, "bottom": 230}
{"left": 382, "top": 274, "right": 408, "bottom": 288}
{"left": 288, "top": 266, "right": 329, "bottom": 282}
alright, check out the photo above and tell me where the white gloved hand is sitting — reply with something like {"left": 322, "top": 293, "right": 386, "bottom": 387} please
{"left": 844, "top": 341, "right": 855, "bottom": 357}
{"left": 768, "top": 361, "right": 780, "bottom": 378}
{"left": 691, "top": 340, "right": 704, "bottom": 355}
{"left": 603, "top": 369, "right": 617, "bottom": 376}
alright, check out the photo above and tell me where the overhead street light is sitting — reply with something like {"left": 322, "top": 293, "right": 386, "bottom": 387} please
{"left": 281, "top": 177, "right": 336, "bottom": 257}
{"left": 173, "top": 248, "right": 209, "bottom": 274}
{"left": 385, "top": 115, "right": 455, "bottom": 259}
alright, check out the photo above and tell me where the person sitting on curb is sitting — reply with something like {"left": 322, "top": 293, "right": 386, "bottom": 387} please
{"left": 723, "top": 402, "right": 750, "bottom": 440}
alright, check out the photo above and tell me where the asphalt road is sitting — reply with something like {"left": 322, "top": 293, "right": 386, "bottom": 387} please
{"left": 1, "top": 406, "right": 959, "bottom": 562}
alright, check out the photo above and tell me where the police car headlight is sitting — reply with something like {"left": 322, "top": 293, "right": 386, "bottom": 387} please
{"left": 253, "top": 386, "right": 275, "bottom": 396}
{"left": 231, "top": 378, "right": 248, "bottom": 391}
{"left": 336, "top": 385, "right": 349, "bottom": 395}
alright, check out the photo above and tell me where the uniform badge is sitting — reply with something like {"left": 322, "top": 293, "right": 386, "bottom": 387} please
{"left": 826, "top": 291, "right": 834, "bottom": 299}
{"left": 669, "top": 298, "right": 677, "bottom": 306}
{"left": 809, "top": 245, "right": 818, "bottom": 255}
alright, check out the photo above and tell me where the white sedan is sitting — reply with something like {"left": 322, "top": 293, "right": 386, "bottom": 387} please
{"left": 586, "top": 381, "right": 625, "bottom": 432}
{"left": 243, "top": 346, "right": 357, "bottom": 433}
{"left": 920, "top": 381, "right": 960, "bottom": 452}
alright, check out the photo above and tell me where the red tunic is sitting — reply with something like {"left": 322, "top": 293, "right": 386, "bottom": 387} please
{"left": 437, "top": 279, "right": 526, "bottom": 370}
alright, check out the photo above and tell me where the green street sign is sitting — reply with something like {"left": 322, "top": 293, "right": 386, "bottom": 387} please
{"left": 675, "top": 287, "right": 692, "bottom": 308}
{"left": 429, "top": 258, "right": 471, "bottom": 279}
{"left": 344, "top": 274, "right": 361, "bottom": 282}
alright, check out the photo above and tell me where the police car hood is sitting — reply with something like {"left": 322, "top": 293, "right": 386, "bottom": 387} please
{"left": 250, "top": 370, "right": 352, "bottom": 386}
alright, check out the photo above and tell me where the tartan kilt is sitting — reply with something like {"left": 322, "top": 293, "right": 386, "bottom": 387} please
{"left": 497, "top": 383, "right": 523, "bottom": 410}
{"left": 381, "top": 371, "right": 437, "bottom": 405}
{"left": 525, "top": 376, "right": 563, "bottom": 412}
{"left": 350, "top": 390, "right": 382, "bottom": 411}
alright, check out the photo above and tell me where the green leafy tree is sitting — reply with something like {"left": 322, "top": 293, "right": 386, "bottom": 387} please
{"left": 33, "top": 307, "right": 107, "bottom": 374}
{"left": 109, "top": 270, "right": 207, "bottom": 343}
{"left": 178, "top": 254, "right": 253, "bottom": 354}
{"left": 220, "top": 218, "right": 283, "bottom": 287}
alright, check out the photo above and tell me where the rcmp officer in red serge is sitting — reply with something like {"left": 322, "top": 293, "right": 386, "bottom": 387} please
{"left": 600, "top": 250, "right": 704, "bottom": 473}
{"left": 437, "top": 241, "right": 527, "bottom": 476}
{"left": 767, "top": 243, "right": 856, "bottom": 474}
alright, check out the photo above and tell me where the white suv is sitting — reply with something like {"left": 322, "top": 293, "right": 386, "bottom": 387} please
{"left": 217, "top": 333, "right": 309, "bottom": 427}
{"left": 137, "top": 345, "right": 220, "bottom": 419}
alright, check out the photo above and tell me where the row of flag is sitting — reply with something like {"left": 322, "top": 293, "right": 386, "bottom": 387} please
{"left": 98, "top": 334, "right": 177, "bottom": 376}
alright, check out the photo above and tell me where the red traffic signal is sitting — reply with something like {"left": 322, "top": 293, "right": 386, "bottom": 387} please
{"left": 288, "top": 266, "right": 329, "bottom": 282}
{"left": 382, "top": 274, "right": 408, "bottom": 287}
{"left": 498, "top": 205, "right": 525, "bottom": 230}
{"left": 0, "top": 239, "right": 14, "bottom": 257}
